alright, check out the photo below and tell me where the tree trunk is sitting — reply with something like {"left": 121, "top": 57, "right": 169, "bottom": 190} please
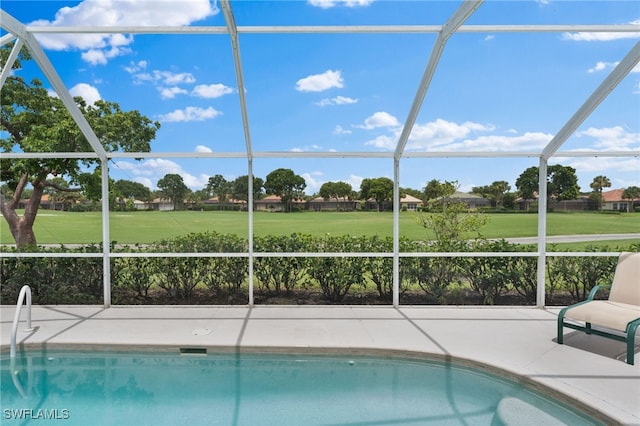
{"left": 0, "top": 180, "right": 43, "bottom": 248}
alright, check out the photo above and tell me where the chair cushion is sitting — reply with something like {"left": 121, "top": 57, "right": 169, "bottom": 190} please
{"left": 563, "top": 300, "right": 640, "bottom": 332}
{"left": 609, "top": 252, "right": 640, "bottom": 305}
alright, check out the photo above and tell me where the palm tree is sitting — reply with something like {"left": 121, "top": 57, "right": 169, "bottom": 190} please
{"left": 589, "top": 175, "right": 611, "bottom": 211}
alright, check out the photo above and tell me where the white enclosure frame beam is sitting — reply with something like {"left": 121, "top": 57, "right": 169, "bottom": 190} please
{"left": 1, "top": 3, "right": 638, "bottom": 310}
{"left": 23, "top": 24, "right": 639, "bottom": 35}
{"left": 0, "top": 38, "right": 23, "bottom": 89}
{"left": 220, "top": 0, "right": 253, "bottom": 160}
{"left": 101, "top": 160, "right": 111, "bottom": 307}
{"left": 0, "top": 11, "right": 108, "bottom": 161}
{"left": 542, "top": 41, "right": 640, "bottom": 159}
{"left": 394, "top": 0, "right": 484, "bottom": 159}
{"left": 221, "top": 0, "right": 255, "bottom": 305}
{"left": 536, "top": 159, "right": 548, "bottom": 308}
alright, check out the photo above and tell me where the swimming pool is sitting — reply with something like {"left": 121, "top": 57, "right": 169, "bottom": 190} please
{"left": 2, "top": 350, "right": 602, "bottom": 426}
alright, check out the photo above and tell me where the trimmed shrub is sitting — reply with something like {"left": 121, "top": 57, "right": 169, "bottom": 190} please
{"left": 253, "top": 234, "right": 311, "bottom": 296}
{"left": 306, "top": 235, "right": 366, "bottom": 303}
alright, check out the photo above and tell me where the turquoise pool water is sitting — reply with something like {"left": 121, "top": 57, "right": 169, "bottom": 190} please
{"left": 2, "top": 351, "right": 601, "bottom": 426}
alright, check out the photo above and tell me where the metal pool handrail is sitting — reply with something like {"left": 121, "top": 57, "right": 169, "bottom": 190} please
{"left": 10, "top": 285, "right": 34, "bottom": 358}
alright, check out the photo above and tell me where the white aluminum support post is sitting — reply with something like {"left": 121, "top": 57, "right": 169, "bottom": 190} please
{"left": 392, "top": 158, "right": 401, "bottom": 307}
{"left": 536, "top": 159, "right": 548, "bottom": 308}
{"left": 101, "top": 160, "right": 111, "bottom": 307}
{"left": 247, "top": 159, "right": 254, "bottom": 306}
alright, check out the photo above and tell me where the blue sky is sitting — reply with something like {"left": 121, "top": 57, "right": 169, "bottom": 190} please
{"left": 2, "top": 0, "right": 639, "bottom": 195}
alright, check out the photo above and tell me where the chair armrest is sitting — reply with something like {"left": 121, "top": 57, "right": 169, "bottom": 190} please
{"left": 587, "top": 284, "right": 610, "bottom": 300}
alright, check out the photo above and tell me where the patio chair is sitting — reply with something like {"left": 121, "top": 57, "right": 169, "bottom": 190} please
{"left": 557, "top": 252, "right": 640, "bottom": 365}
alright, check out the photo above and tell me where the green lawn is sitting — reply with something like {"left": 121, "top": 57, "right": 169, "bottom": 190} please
{"left": 1, "top": 210, "right": 639, "bottom": 245}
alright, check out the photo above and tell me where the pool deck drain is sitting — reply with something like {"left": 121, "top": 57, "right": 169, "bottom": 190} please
{"left": 2, "top": 305, "right": 639, "bottom": 424}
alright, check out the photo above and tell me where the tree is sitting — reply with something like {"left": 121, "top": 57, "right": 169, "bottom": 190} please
{"left": 622, "top": 186, "right": 640, "bottom": 212}
{"left": 112, "top": 179, "right": 152, "bottom": 211}
{"left": 206, "top": 174, "right": 230, "bottom": 199}
{"left": 515, "top": 165, "right": 580, "bottom": 205}
{"left": 472, "top": 180, "right": 510, "bottom": 207}
{"left": 319, "top": 181, "right": 353, "bottom": 210}
{"left": 113, "top": 179, "right": 152, "bottom": 201}
{"left": 589, "top": 175, "right": 611, "bottom": 211}
{"left": 230, "top": 175, "right": 264, "bottom": 202}
{"left": 264, "top": 168, "right": 306, "bottom": 212}
{"left": 514, "top": 167, "right": 539, "bottom": 201}
{"left": 0, "top": 44, "right": 160, "bottom": 247}
{"left": 423, "top": 179, "right": 457, "bottom": 202}
{"left": 360, "top": 177, "right": 393, "bottom": 212}
{"left": 547, "top": 165, "right": 580, "bottom": 202}
{"left": 157, "top": 174, "right": 188, "bottom": 210}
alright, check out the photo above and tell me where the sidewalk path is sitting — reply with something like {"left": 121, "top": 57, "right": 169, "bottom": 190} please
{"left": 505, "top": 233, "right": 640, "bottom": 244}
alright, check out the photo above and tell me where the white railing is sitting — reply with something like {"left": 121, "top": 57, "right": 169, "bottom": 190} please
{"left": 10, "top": 285, "right": 35, "bottom": 358}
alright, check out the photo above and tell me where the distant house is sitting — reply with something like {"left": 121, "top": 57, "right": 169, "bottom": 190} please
{"left": 146, "top": 198, "right": 174, "bottom": 211}
{"left": 400, "top": 194, "right": 424, "bottom": 211}
{"left": 363, "top": 194, "right": 424, "bottom": 211}
{"left": 18, "top": 194, "right": 53, "bottom": 210}
{"left": 17, "top": 194, "right": 78, "bottom": 211}
{"left": 203, "top": 196, "right": 247, "bottom": 210}
{"left": 253, "top": 195, "right": 306, "bottom": 212}
{"left": 552, "top": 197, "right": 597, "bottom": 212}
{"left": 254, "top": 195, "right": 283, "bottom": 212}
{"left": 602, "top": 189, "right": 640, "bottom": 212}
{"left": 114, "top": 197, "right": 148, "bottom": 211}
{"left": 309, "top": 196, "right": 358, "bottom": 211}
{"left": 441, "top": 192, "right": 491, "bottom": 209}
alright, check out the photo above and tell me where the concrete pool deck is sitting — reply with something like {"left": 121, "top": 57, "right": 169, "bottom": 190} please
{"left": 2, "top": 305, "right": 639, "bottom": 424}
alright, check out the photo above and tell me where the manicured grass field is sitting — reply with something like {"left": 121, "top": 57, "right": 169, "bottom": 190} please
{"left": 1, "top": 210, "right": 639, "bottom": 246}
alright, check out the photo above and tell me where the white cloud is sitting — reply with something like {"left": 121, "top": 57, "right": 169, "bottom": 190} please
{"left": 334, "top": 125, "right": 352, "bottom": 135}
{"left": 195, "top": 145, "right": 213, "bottom": 153}
{"left": 316, "top": 96, "right": 358, "bottom": 106}
{"left": 357, "top": 111, "right": 400, "bottom": 130}
{"left": 159, "top": 87, "right": 188, "bottom": 99}
{"left": 296, "top": 70, "right": 344, "bottom": 92}
{"left": 484, "top": 35, "right": 495, "bottom": 41}
{"left": 81, "top": 42, "right": 132, "bottom": 65}
{"left": 69, "top": 83, "right": 101, "bottom": 105}
{"left": 407, "top": 119, "right": 496, "bottom": 149}
{"left": 562, "top": 20, "right": 640, "bottom": 42}
{"left": 364, "top": 134, "right": 396, "bottom": 149}
{"left": 365, "top": 121, "right": 639, "bottom": 153}
{"left": 131, "top": 70, "right": 196, "bottom": 86}
{"left": 440, "top": 131, "right": 552, "bottom": 152}
{"left": 588, "top": 61, "right": 618, "bottom": 73}
{"left": 308, "top": 0, "right": 374, "bottom": 8}
{"left": 29, "top": 0, "right": 219, "bottom": 64}
{"left": 576, "top": 126, "right": 640, "bottom": 150}
{"left": 158, "top": 106, "right": 222, "bottom": 122}
{"left": 124, "top": 60, "right": 147, "bottom": 74}
{"left": 114, "top": 158, "right": 209, "bottom": 190}
{"left": 191, "top": 84, "right": 234, "bottom": 98}
{"left": 301, "top": 171, "right": 324, "bottom": 193}
{"left": 364, "top": 118, "right": 536, "bottom": 152}
{"left": 347, "top": 174, "right": 363, "bottom": 191}
{"left": 290, "top": 144, "right": 323, "bottom": 152}
{"left": 557, "top": 157, "right": 640, "bottom": 174}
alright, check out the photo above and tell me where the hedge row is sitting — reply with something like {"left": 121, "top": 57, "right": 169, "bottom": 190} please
{"left": 1, "top": 232, "right": 636, "bottom": 305}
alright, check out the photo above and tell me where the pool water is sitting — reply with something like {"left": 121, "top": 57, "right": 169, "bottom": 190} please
{"left": 2, "top": 351, "right": 601, "bottom": 426}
